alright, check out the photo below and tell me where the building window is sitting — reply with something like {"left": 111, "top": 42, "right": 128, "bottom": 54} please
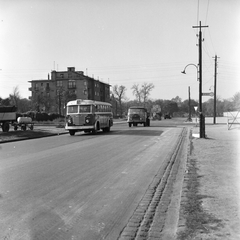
{"left": 68, "top": 80, "right": 76, "bottom": 89}
{"left": 60, "top": 74, "right": 64, "bottom": 78}
{"left": 57, "top": 81, "right": 63, "bottom": 87}
{"left": 35, "top": 83, "right": 39, "bottom": 91}
{"left": 69, "top": 89, "right": 76, "bottom": 95}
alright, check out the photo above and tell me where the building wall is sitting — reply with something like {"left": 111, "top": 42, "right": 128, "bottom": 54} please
{"left": 29, "top": 67, "right": 111, "bottom": 114}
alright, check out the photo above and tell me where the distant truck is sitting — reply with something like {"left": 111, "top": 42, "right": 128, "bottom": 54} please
{"left": 0, "top": 106, "right": 17, "bottom": 132}
{"left": 127, "top": 106, "right": 150, "bottom": 127}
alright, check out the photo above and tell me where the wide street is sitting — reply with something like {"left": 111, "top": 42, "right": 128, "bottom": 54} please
{"left": 0, "top": 120, "right": 188, "bottom": 240}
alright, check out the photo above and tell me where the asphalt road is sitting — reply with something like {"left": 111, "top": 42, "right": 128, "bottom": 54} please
{"left": 0, "top": 121, "right": 185, "bottom": 240}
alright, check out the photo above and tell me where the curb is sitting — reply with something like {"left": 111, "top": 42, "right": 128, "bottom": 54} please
{"left": 0, "top": 122, "right": 126, "bottom": 144}
{"left": 0, "top": 131, "right": 68, "bottom": 144}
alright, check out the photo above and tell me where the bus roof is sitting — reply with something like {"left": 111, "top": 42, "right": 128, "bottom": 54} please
{"left": 67, "top": 99, "right": 112, "bottom": 106}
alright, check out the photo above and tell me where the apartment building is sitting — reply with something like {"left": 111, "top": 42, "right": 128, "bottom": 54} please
{"left": 29, "top": 67, "right": 111, "bottom": 114}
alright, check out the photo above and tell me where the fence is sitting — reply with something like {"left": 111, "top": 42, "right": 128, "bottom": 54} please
{"left": 223, "top": 111, "right": 240, "bottom": 130}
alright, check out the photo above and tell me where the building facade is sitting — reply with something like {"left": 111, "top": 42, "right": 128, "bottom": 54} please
{"left": 29, "top": 67, "right": 111, "bottom": 115}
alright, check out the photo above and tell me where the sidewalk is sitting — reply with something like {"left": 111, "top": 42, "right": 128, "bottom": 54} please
{"left": 178, "top": 124, "right": 240, "bottom": 239}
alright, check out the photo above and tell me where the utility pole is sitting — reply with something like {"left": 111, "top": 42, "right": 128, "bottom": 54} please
{"left": 213, "top": 55, "right": 219, "bottom": 124}
{"left": 193, "top": 21, "right": 208, "bottom": 138}
{"left": 188, "top": 86, "right": 192, "bottom": 122}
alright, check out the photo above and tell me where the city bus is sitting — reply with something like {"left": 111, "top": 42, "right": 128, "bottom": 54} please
{"left": 127, "top": 106, "right": 150, "bottom": 127}
{"left": 65, "top": 99, "right": 113, "bottom": 135}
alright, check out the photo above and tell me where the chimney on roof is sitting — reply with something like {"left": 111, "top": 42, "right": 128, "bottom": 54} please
{"left": 68, "top": 67, "right": 75, "bottom": 72}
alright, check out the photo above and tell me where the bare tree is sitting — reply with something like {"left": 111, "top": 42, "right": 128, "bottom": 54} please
{"left": 112, "top": 85, "right": 127, "bottom": 117}
{"left": 18, "top": 98, "right": 32, "bottom": 113}
{"left": 132, "top": 82, "right": 154, "bottom": 106}
{"left": 232, "top": 91, "right": 240, "bottom": 110}
{"left": 131, "top": 84, "right": 142, "bottom": 103}
{"left": 141, "top": 82, "right": 154, "bottom": 106}
{"left": 171, "top": 96, "right": 182, "bottom": 107}
{"left": 9, "top": 86, "right": 21, "bottom": 109}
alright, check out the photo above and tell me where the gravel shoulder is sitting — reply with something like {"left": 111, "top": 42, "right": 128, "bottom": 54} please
{"left": 178, "top": 124, "right": 240, "bottom": 240}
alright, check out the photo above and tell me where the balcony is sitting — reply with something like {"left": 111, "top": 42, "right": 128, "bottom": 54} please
{"left": 28, "top": 87, "right": 32, "bottom": 91}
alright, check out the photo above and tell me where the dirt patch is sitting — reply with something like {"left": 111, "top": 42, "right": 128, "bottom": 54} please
{"left": 177, "top": 156, "right": 223, "bottom": 240}
{"left": 177, "top": 126, "right": 240, "bottom": 240}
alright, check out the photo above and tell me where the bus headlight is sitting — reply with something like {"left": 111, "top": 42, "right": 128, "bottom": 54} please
{"left": 85, "top": 115, "right": 92, "bottom": 124}
{"left": 66, "top": 115, "right": 73, "bottom": 125}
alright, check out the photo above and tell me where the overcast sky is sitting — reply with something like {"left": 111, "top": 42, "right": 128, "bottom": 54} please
{"left": 0, "top": 0, "right": 240, "bottom": 102}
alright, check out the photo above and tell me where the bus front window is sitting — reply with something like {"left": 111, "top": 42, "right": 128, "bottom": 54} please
{"left": 79, "top": 105, "right": 91, "bottom": 113}
{"left": 68, "top": 105, "right": 78, "bottom": 113}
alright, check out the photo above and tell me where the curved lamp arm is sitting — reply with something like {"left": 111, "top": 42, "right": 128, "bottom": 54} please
{"left": 181, "top": 63, "right": 199, "bottom": 81}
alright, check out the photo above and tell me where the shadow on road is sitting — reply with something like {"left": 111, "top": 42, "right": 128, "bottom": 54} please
{"left": 77, "top": 129, "right": 164, "bottom": 137}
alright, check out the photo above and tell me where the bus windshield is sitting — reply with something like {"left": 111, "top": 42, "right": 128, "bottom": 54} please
{"left": 68, "top": 105, "right": 78, "bottom": 113}
{"left": 79, "top": 105, "right": 91, "bottom": 113}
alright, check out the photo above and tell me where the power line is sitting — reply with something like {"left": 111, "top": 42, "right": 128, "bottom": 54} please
{"left": 197, "top": 0, "right": 200, "bottom": 25}
{"left": 204, "top": 0, "right": 210, "bottom": 25}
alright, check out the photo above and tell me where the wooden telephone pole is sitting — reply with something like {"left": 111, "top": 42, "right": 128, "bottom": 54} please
{"left": 213, "top": 55, "right": 219, "bottom": 124}
{"left": 188, "top": 86, "right": 192, "bottom": 122}
{"left": 193, "top": 21, "right": 208, "bottom": 138}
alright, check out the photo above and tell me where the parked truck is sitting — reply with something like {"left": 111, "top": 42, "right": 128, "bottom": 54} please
{"left": 0, "top": 106, "right": 34, "bottom": 132}
{"left": 0, "top": 106, "right": 17, "bottom": 132}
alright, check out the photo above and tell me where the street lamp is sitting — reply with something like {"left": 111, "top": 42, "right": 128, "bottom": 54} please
{"left": 181, "top": 63, "right": 204, "bottom": 138}
{"left": 181, "top": 63, "right": 198, "bottom": 75}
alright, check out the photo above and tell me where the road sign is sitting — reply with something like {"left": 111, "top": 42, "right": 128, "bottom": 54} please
{"left": 202, "top": 92, "right": 214, "bottom": 97}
